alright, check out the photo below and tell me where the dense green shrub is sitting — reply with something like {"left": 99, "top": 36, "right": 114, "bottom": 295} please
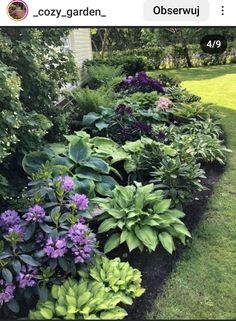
{"left": 84, "top": 55, "right": 146, "bottom": 76}
{"left": 29, "top": 256, "right": 145, "bottom": 320}
{"left": 70, "top": 87, "right": 115, "bottom": 117}
{"left": 0, "top": 28, "right": 79, "bottom": 141}
{"left": 86, "top": 64, "right": 123, "bottom": 89}
{"left": 151, "top": 156, "right": 206, "bottom": 206}
{"left": 119, "top": 91, "right": 160, "bottom": 109}
{"left": 94, "top": 182, "right": 191, "bottom": 254}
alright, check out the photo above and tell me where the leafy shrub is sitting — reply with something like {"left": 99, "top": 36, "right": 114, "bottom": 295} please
{"left": 155, "top": 73, "right": 181, "bottom": 87}
{"left": 165, "top": 86, "right": 201, "bottom": 103}
{"left": 0, "top": 28, "right": 79, "bottom": 141}
{"left": 86, "top": 64, "right": 123, "bottom": 89}
{"left": 169, "top": 102, "right": 215, "bottom": 121}
{"left": 180, "top": 118, "right": 223, "bottom": 139}
{"left": 0, "top": 175, "right": 96, "bottom": 316}
{"left": 115, "top": 72, "right": 164, "bottom": 95}
{"left": 173, "top": 134, "right": 231, "bottom": 165}
{"left": 82, "top": 105, "right": 163, "bottom": 145}
{"left": 151, "top": 156, "right": 206, "bottom": 206}
{"left": 120, "top": 91, "right": 160, "bottom": 109}
{"left": 122, "top": 138, "right": 176, "bottom": 181}
{"left": 22, "top": 132, "right": 121, "bottom": 197}
{"left": 70, "top": 87, "right": 115, "bottom": 116}
{"left": 84, "top": 56, "right": 146, "bottom": 76}
{"left": 29, "top": 278, "right": 128, "bottom": 320}
{"left": 79, "top": 256, "right": 145, "bottom": 304}
{"left": 29, "top": 256, "right": 145, "bottom": 320}
{"left": 94, "top": 182, "right": 191, "bottom": 254}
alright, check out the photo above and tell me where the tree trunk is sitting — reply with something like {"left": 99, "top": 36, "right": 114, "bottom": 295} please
{"left": 179, "top": 30, "right": 192, "bottom": 68}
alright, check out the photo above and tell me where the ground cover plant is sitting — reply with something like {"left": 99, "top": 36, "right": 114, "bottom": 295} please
{"left": 0, "top": 30, "right": 234, "bottom": 321}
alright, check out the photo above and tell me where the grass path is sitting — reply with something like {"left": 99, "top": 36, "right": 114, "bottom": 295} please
{"left": 148, "top": 65, "right": 236, "bottom": 319}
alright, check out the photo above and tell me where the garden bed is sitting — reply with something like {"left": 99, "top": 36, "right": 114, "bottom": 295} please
{"left": 124, "top": 163, "right": 223, "bottom": 320}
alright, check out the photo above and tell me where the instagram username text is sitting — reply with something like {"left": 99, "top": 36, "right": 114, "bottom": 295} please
{"left": 33, "top": 7, "right": 106, "bottom": 19}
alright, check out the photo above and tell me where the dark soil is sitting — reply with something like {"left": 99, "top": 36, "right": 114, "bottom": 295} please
{"left": 111, "top": 162, "right": 223, "bottom": 320}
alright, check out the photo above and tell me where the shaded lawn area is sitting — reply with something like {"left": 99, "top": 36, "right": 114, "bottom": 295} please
{"left": 147, "top": 65, "right": 236, "bottom": 319}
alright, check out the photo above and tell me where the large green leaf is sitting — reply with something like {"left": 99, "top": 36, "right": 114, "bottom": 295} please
{"left": 95, "top": 175, "right": 117, "bottom": 196}
{"left": 69, "top": 139, "right": 91, "bottom": 163}
{"left": 19, "top": 254, "right": 40, "bottom": 267}
{"left": 173, "top": 224, "right": 191, "bottom": 238}
{"left": 100, "top": 307, "right": 127, "bottom": 320}
{"left": 51, "top": 156, "right": 74, "bottom": 169}
{"left": 104, "top": 233, "right": 120, "bottom": 254}
{"left": 82, "top": 112, "right": 101, "bottom": 126}
{"left": 81, "top": 157, "right": 109, "bottom": 174}
{"left": 98, "top": 218, "right": 117, "bottom": 233}
{"left": 126, "top": 231, "right": 141, "bottom": 252}
{"left": 159, "top": 232, "right": 175, "bottom": 254}
{"left": 22, "top": 152, "right": 50, "bottom": 176}
{"left": 154, "top": 199, "right": 172, "bottom": 214}
{"left": 76, "top": 167, "right": 101, "bottom": 182}
{"left": 74, "top": 179, "right": 95, "bottom": 195}
{"left": 134, "top": 226, "right": 158, "bottom": 252}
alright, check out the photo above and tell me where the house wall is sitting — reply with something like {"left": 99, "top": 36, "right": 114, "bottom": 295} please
{"left": 69, "top": 28, "right": 93, "bottom": 81}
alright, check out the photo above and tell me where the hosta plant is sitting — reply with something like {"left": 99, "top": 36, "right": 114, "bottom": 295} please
{"left": 79, "top": 256, "right": 145, "bottom": 305}
{"left": 29, "top": 278, "right": 128, "bottom": 320}
{"left": 172, "top": 133, "right": 231, "bottom": 165}
{"left": 151, "top": 156, "right": 206, "bottom": 206}
{"left": 22, "top": 132, "right": 121, "bottom": 197}
{"left": 94, "top": 183, "right": 191, "bottom": 254}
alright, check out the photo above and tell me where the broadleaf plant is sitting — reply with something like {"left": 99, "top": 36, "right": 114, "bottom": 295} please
{"left": 94, "top": 182, "right": 191, "bottom": 254}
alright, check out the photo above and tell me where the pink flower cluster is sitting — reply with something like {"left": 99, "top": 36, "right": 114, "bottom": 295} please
{"left": 156, "top": 97, "right": 172, "bottom": 110}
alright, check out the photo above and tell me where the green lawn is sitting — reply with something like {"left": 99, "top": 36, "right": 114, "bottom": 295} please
{"left": 147, "top": 65, "right": 236, "bottom": 319}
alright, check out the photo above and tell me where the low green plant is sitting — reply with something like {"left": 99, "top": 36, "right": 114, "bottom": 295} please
{"left": 122, "top": 137, "right": 176, "bottom": 181}
{"left": 94, "top": 182, "right": 191, "bottom": 254}
{"left": 70, "top": 87, "right": 114, "bottom": 116}
{"left": 119, "top": 91, "right": 160, "bottom": 110}
{"left": 79, "top": 256, "right": 145, "bottom": 304}
{"left": 86, "top": 64, "right": 123, "bottom": 89}
{"left": 22, "top": 132, "right": 122, "bottom": 197}
{"left": 165, "top": 86, "right": 200, "bottom": 103}
{"left": 180, "top": 118, "right": 223, "bottom": 139}
{"left": 173, "top": 133, "right": 231, "bottom": 165}
{"left": 170, "top": 102, "right": 215, "bottom": 121}
{"left": 29, "top": 278, "right": 128, "bottom": 320}
{"left": 151, "top": 156, "right": 206, "bottom": 206}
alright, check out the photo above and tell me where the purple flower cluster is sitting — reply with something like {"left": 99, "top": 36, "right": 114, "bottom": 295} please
{"left": 25, "top": 205, "right": 45, "bottom": 223}
{"left": 17, "top": 265, "right": 39, "bottom": 289}
{"left": 0, "top": 210, "right": 20, "bottom": 232}
{"left": 132, "top": 122, "right": 153, "bottom": 135}
{"left": 44, "top": 237, "right": 67, "bottom": 258}
{"left": 120, "top": 72, "right": 164, "bottom": 94}
{"left": 58, "top": 176, "right": 74, "bottom": 192}
{"left": 71, "top": 193, "right": 89, "bottom": 211}
{"left": 68, "top": 221, "right": 95, "bottom": 264}
{"left": 0, "top": 279, "right": 15, "bottom": 306}
{"left": 116, "top": 104, "right": 133, "bottom": 116}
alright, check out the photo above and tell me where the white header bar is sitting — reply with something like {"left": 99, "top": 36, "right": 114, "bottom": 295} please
{"left": 0, "top": 0, "right": 235, "bottom": 27}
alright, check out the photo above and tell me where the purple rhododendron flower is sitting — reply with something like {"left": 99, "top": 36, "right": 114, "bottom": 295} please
{"left": 0, "top": 210, "right": 20, "bottom": 231}
{"left": 71, "top": 193, "right": 89, "bottom": 211}
{"left": 6, "top": 224, "right": 25, "bottom": 241}
{"left": 68, "top": 221, "right": 96, "bottom": 264}
{"left": 25, "top": 205, "right": 45, "bottom": 223}
{"left": 0, "top": 279, "right": 15, "bottom": 306}
{"left": 156, "top": 97, "right": 172, "bottom": 110}
{"left": 44, "top": 237, "right": 67, "bottom": 258}
{"left": 61, "top": 176, "right": 74, "bottom": 192}
{"left": 17, "top": 265, "right": 39, "bottom": 289}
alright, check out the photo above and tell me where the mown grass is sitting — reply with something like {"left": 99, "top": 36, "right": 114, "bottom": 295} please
{"left": 147, "top": 64, "right": 236, "bottom": 319}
